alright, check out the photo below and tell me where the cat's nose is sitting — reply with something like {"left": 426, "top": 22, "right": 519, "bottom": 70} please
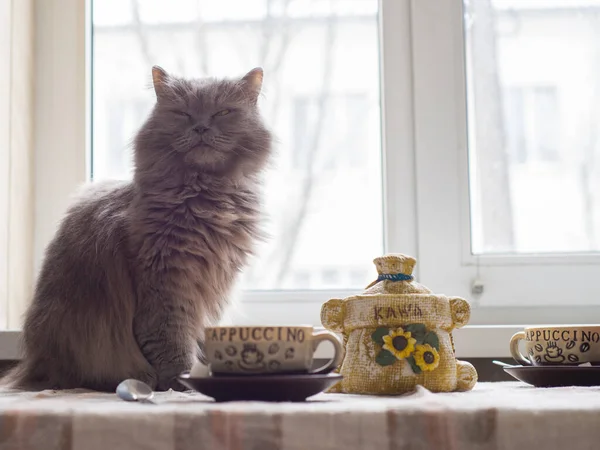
{"left": 193, "top": 125, "right": 208, "bottom": 134}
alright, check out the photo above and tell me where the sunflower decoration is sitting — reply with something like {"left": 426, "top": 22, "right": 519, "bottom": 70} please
{"left": 414, "top": 344, "right": 440, "bottom": 372}
{"left": 382, "top": 328, "right": 416, "bottom": 360}
{"left": 372, "top": 324, "right": 441, "bottom": 374}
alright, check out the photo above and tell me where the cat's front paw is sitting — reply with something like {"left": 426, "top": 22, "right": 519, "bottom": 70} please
{"left": 135, "top": 370, "right": 159, "bottom": 390}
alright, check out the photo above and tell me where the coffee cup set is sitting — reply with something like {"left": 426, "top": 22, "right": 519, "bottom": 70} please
{"left": 177, "top": 325, "right": 345, "bottom": 401}
{"left": 178, "top": 253, "right": 481, "bottom": 400}
{"left": 171, "top": 254, "right": 600, "bottom": 400}
{"left": 499, "top": 325, "right": 600, "bottom": 387}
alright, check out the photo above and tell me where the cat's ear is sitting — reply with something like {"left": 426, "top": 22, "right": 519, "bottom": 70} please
{"left": 241, "top": 67, "right": 263, "bottom": 102}
{"left": 152, "top": 65, "right": 170, "bottom": 100}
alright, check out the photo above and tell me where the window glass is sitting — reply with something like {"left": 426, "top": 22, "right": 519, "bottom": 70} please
{"left": 92, "top": 0, "right": 384, "bottom": 290}
{"left": 465, "top": 0, "right": 600, "bottom": 254}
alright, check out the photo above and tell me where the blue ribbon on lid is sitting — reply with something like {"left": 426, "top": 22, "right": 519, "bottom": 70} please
{"left": 377, "top": 273, "right": 413, "bottom": 282}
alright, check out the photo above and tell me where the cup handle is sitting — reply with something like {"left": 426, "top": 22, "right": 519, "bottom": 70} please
{"left": 509, "top": 331, "right": 531, "bottom": 366}
{"left": 309, "top": 330, "right": 345, "bottom": 374}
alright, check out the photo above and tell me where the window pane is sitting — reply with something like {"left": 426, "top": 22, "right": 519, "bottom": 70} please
{"left": 465, "top": 0, "right": 600, "bottom": 254}
{"left": 92, "top": 0, "right": 383, "bottom": 290}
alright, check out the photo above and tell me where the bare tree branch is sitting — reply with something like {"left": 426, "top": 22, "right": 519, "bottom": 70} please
{"left": 263, "top": 0, "right": 294, "bottom": 121}
{"left": 259, "top": 0, "right": 277, "bottom": 63}
{"left": 194, "top": 2, "right": 210, "bottom": 76}
{"left": 273, "top": 13, "right": 337, "bottom": 287}
{"left": 238, "top": 0, "right": 300, "bottom": 286}
{"left": 131, "top": 0, "right": 153, "bottom": 67}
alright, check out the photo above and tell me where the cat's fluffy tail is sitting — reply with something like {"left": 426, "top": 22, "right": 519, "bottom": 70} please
{"left": 1, "top": 359, "right": 52, "bottom": 391}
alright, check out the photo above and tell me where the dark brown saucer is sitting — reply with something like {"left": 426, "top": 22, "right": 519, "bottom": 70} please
{"left": 503, "top": 365, "right": 600, "bottom": 387}
{"left": 177, "top": 372, "right": 343, "bottom": 402}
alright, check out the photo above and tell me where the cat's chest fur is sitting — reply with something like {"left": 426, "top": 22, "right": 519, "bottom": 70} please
{"left": 131, "top": 181, "right": 260, "bottom": 300}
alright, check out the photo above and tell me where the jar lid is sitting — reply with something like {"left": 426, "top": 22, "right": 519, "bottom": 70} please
{"left": 364, "top": 253, "right": 431, "bottom": 295}
{"left": 373, "top": 254, "right": 416, "bottom": 277}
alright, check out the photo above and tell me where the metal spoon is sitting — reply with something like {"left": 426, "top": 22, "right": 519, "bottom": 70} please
{"left": 116, "top": 379, "right": 155, "bottom": 403}
{"left": 492, "top": 360, "right": 514, "bottom": 368}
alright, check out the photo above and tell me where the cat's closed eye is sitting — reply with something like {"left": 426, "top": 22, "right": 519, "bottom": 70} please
{"left": 214, "top": 109, "right": 231, "bottom": 117}
{"left": 173, "top": 111, "right": 192, "bottom": 119}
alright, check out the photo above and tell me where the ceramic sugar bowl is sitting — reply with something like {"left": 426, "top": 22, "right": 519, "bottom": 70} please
{"left": 321, "top": 254, "right": 477, "bottom": 395}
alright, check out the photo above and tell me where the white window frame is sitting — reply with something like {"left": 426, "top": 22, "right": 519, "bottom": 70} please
{"left": 11, "top": 0, "right": 597, "bottom": 360}
{"left": 0, "top": 0, "right": 12, "bottom": 332}
{"left": 0, "top": 0, "right": 90, "bottom": 358}
{"left": 1, "top": 0, "right": 37, "bottom": 358}
{"left": 411, "top": 0, "right": 600, "bottom": 327}
{"left": 33, "top": 0, "right": 90, "bottom": 275}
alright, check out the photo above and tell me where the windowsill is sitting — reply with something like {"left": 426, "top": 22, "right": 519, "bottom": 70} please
{"left": 0, "top": 326, "right": 519, "bottom": 361}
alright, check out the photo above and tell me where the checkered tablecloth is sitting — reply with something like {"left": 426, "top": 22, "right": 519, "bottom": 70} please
{"left": 0, "top": 382, "right": 599, "bottom": 449}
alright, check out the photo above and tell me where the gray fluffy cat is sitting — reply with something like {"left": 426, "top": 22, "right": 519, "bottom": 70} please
{"left": 4, "top": 66, "right": 272, "bottom": 391}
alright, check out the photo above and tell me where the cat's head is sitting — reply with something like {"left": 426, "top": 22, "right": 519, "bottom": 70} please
{"left": 135, "top": 66, "right": 272, "bottom": 179}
